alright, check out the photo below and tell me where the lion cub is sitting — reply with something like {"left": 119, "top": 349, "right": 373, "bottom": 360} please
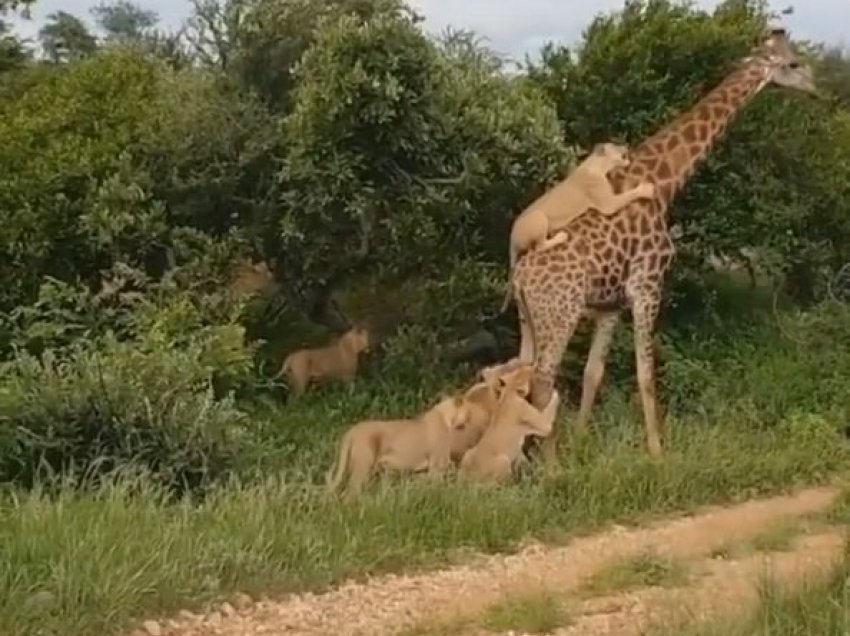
{"left": 278, "top": 325, "right": 371, "bottom": 397}
{"left": 508, "top": 142, "right": 656, "bottom": 269}
{"left": 326, "top": 394, "right": 471, "bottom": 497}
{"left": 459, "top": 365, "right": 560, "bottom": 485}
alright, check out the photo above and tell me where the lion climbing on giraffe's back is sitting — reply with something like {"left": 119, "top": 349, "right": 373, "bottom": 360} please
{"left": 507, "top": 142, "right": 656, "bottom": 269}
{"left": 508, "top": 26, "right": 817, "bottom": 459}
{"left": 500, "top": 142, "right": 656, "bottom": 311}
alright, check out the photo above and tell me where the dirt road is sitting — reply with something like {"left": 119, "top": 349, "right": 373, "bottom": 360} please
{"left": 138, "top": 485, "right": 845, "bottom": 636}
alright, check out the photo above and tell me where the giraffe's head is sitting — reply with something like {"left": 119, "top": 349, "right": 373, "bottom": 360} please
{"left": 753, "top": 26, "right": 816, "bottom": 95}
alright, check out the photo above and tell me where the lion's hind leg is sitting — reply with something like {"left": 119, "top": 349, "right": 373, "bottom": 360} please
{"left": 535, "top": 230, "right": 569, "bottom": 254}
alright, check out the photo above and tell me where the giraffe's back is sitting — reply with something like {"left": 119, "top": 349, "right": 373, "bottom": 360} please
{"left": 514, "top": 203, "right": 674, "bottom": 313}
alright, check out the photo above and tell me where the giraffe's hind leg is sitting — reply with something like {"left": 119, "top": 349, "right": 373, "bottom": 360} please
{"left": 522, "top": 289, "right": 583, "bottom": 468}
{"left": 627, "top": 283, "right": 664, "bottom": 457}
{"left": 576, "top": 311, "right": 621, "bottom": 435}
{"left": 484, "top": 281, "right": 537, "bottom": 380}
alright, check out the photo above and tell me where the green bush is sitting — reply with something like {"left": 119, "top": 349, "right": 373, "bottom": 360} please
{"left": 0, "top": 48, "right": 280, "bottom": 312}
{"left": 0, "top": 302, "right": 254, "bottom": 493}
{"left": 272, "top": 8, "right": 567, "bottom": 321}
{"left": 0, "top": 50, "right": 164, "bottom": 309}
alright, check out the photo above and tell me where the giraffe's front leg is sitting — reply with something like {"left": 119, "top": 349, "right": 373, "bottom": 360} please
{"left": 628, "top": 288, "right": 664, "bottom": 457}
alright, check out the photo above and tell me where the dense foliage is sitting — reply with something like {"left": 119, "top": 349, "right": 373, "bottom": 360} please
{"left": 0, "top": 0, "right": 849, "bottom": 491}
{"left": 1, "top": 3, "right": 849, "bottom": 633}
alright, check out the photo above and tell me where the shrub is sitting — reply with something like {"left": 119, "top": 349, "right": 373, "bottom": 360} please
{"left": 0, "top": 48, "right": 280, "bottom": 312}
{"left": 0, "top": 306, "right": 254, "bottom": 494}
{"left": 272, "top": 8, "right": 567, "bottom": 322}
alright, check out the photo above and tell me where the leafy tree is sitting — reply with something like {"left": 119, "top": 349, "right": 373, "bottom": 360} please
{"left": 0, "top": 0, "right": 33, "bottom": 11}
{"left": 91, "top": 0, "right": 158, "bottom": 41}
{"left": 39, "top": 11, "right": 98, "bottom": 62}
{"left": 0, "top": 51, "right": 164, "bottom": 309}
{"left": 0, "top": 17, "right": 26, "bottom": 73}
{"left": 143, "top": 68, "right": 281, "bottom": 238}
{"left": 273, "top": 9, "right": 567, "bottom": 328}
{"left": 231, "top": 0, "right": 410, "bottom": 112}
{"left": 816, "top": 46, "right": 850, "bottom": 107}
{"left": 0, "top": 49, "right": 279, "bottom": 312}
{"left": 0, "top": 0, "right": 30, "bottom": 74}
{"left": 527, "top": 0, "right": 766, "bottom": 146}
{"left": 184, "top": 0, "right": 245, "bottom": 70}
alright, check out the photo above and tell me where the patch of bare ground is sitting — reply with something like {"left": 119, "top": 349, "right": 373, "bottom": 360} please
{"left": 554, "top": 531, "right": 843, "bottom": 636}
{"left": 144, "top": 485, "right": 840, "bottom": 636}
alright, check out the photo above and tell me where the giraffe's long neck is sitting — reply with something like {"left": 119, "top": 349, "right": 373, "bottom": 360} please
{"left": 624, "top": 58, "right": 772, "bottom": 208}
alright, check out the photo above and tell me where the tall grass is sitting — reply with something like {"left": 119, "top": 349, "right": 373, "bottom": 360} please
{"left": 0, "top": 413, "right": 846, "bottom": 636}
{"left": 1, "top": 295, "right": 849, "bottom": 635}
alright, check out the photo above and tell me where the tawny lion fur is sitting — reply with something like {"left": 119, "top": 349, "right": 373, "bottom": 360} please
{"left": 227, "top": 259, "right": 278, "bottom": 300}
{"left": 278, "top": 326, "right": 371, "bottom": 397}
{"left": 447, "top": 373, "right": 503, "bottom": 464}
{"left": 459, "top": 365, "right": 560, "bottom": 485}
{"left": 500, "top": 142, "right": 656, "bottom": 311}
{"left": 326, "top": 394, "right": 471, "bottom": 497}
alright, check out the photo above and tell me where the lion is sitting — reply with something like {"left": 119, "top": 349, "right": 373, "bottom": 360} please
{"left": 277, "top": 325, "right": 371, "bottom": 397}
{"left": 326, "top": 394, "right": 472, "bottom": 497}
{"left": 459, "top": 364, "right": 560, "bottom": 485}
{"left": 447, "top": 374, "right": 503, "bottom": 464}
{"left": 227, "top": 259, "right": 278, "bottom": 300}
{"left": 500, "top": 142, "right": 656, "bottom": 311}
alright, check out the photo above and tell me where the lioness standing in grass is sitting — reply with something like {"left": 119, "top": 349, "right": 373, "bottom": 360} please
{"left": 459, "top": 365, "right": 560, "bottom": 484}
{"left": 278, "top": 325, "right": 371, "bottom": 397}
{"left": 326, "top": 394, "right": 472, "bottom": 497}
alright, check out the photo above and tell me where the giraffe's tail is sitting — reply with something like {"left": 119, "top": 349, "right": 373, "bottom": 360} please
{"left": 514, "top": 284, "right": 538, "bottom": 366}
{"left": 499, "top": 277, "right": 514, "bottom": 314}
{"left": 499, "top": 246, "right": 520, "bottom": 314}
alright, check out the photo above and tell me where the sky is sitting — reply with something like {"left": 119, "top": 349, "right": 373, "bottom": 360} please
{"left": 6, "top": 0, "right": 847, "bottom": 61}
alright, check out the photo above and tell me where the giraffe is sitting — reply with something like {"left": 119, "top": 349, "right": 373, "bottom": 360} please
{"left": 510, "top": 26, "right": 817, "bottom": 460}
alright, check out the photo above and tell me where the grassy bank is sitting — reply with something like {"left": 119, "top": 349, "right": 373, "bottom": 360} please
{"left": 2, "top": 297, "right": 850, "bottom": 636}
{"left": 1, "top": 413, "right": 846, "bottom": 636}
